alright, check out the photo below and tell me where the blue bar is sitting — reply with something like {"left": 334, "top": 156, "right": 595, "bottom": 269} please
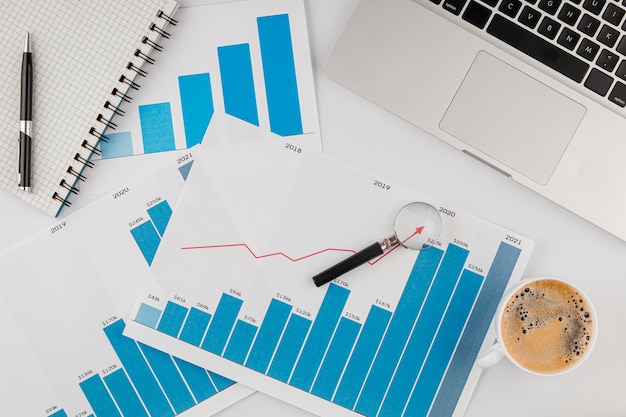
{"left": 103, "top": 320, "right": 174, "bottom": 417}
{"left": 148, "top": 200, "right": 172, "bottom": 237}
{"left": 333, "top": 305, "right": 391, "bottom": 409}
{"left": 179, "top": 307, "right": 212, "bottom": 346}
{"left": 375, "top": 244, "right": 469, "bottom": 417}
{"left": 354, "top": 247, "right": 444, "bottom": 416}
{"left": 179, "top": 73, "right": 214, "bottom": 148}
{"left": 49, "top": 410, "right": 68, "bottom": 417}
{"left": 138, "top": 342, "right": 196, "bottom": 414}
{"left": 179, "top": 161, "right": 193, "bottom": 181}
{"left": 257, "top": 14, "right": 303, "bottom": 136}
{"left": 157, "top": 301, "right": 189, "bottom": 338}
{"left": 79, "top": 374, "right": 121, "bottom": 417}
{"left": 100, "top": 131, "right": 134, "bottom": 159}
{"left": 267, "top": 313, "right": 311, "bottom": 382}
{"left": 430, "top": 242, "right": 521, "bottom": 417}
{"left": 173, "top": 357, "right": 218, "bottom": 402}
{"left": 201, "top": 293, "right": 243, "bottom": 355}
{"left": 218, "top": 44, "right": 259, "bottom": 127}
{"left": 224, "top": 320, "right": 258, "bottom": 364}
{"left": 311, "top": 317, "right": 361, "bottom": 400}
{"left": 208, "top": 370, "right": 237, "bottom": 391}
{"left": 246, "top": 299, "right": 292, "bottom": 373}
{"left": 130, "top": 221, "right": 161, "bottom": 265}
{"left": 403, "top": 270, "right": 483, "bottom": 417}
{"left": 289, "top": 283, "right": 350, "bottom": 391}
{"left": 135, "top": 303, "right": 162, "bottom": 329}
{"left": 103, "top": 368, "right": 149, "bottom": 417}
{"left": 139, "top": 102, "right": 176, "bottom": 153}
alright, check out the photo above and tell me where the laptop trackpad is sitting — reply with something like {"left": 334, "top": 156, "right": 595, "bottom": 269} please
{"left": 440, "top": 51, "right": 586, "bottom": 185}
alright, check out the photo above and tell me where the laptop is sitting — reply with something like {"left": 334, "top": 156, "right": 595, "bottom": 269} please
{"left": 326, "top": 0, "right": 626, "bottom": 241}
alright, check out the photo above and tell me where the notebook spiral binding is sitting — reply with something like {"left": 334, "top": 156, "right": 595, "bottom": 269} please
{"left": 52, "top": 8, "right": 178, "bottom": 209}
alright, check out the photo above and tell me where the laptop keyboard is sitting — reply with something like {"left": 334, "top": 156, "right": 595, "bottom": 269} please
{"left": 423, "top": 0, "right": 626, "bottom": 110}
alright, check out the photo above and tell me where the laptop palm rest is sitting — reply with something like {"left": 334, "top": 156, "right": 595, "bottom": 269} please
{"left": 440, "top": 51, "right": 586, "bottom": 185}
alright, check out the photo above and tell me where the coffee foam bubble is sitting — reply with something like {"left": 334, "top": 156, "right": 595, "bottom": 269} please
{"left": 500, "top": 279, "right": 593, "bottom": 374}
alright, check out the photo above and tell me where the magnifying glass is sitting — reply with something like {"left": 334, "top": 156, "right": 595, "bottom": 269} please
{"left": 312, "top": 202, "right": 442, "bottom": 287}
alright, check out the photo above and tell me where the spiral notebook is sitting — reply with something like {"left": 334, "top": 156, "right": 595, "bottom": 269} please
{"left": 0, "top": 0, "right": 179, "bottom": 216}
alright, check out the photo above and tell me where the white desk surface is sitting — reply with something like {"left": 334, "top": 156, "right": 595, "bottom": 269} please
{"left": 1, "top": 1, "right": 624, "bottom": 416}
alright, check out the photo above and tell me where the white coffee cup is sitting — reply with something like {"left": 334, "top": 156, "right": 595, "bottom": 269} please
{"left": 477, "top": 277, "right": 597, "bottom": 376}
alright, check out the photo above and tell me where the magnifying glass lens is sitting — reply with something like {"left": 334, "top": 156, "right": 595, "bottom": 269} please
{"left": 394, "top": 202, "right": 442, "bottom": 250}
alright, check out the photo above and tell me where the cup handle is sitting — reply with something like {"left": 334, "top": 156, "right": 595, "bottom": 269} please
{"left": 476, "top": 343, "right": 505, "bottom": 369}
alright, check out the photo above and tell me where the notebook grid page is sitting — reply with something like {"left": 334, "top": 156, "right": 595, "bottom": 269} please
{"left": 0, "top": 0, "right": 178, "bottom": 215}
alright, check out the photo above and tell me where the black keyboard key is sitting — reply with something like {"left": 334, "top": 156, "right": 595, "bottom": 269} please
{"left": 597, "top": 48, "right": 619, "bottom": 71}
{"left": 578, "top": 14, "right": 601, "bottom": 35}
{"left": 463, "top": 1, "right": 493, "bottom": 28}
{"left": 538, "top": 0, "right": 561, "bottom": 15}
{"left": 557, "top": 27, "right": 581, "bottom": 49}
{"left": 602, "top": 3, "right": 625, "bottom": 26}
{"left": 609, "top": 81, "right": 626, "bottom": 106}
{"left": 443, "top": 0, "right": 468, "bottom": 15}
{"left": 487, "top": 15, "right": 590, "bottom": 82}
{"left": 558, "top": 3, "right": 582, "bottom": 25}
{"left": 538, "top": 16, "right": 562, "bottom": 38}
{"left": 616, "top": 60, "right": 626, "bottom": 80}
{"left": 519, "top": 5, "right": 542, "bottom": 28}
{"left": 597, "top": 24, "right": 620, "bottom": 47}
{"left": 583, "top": 0, "right": 606, "bottom": 15}
{"left": 617, "top": 35, "right": 626, "bottom": 55}
{"left": 481, "top": 0, "right": 499, "bottom": 6}
{"left": 584, "top": 68, "right": 613, "bottom": 95}
{"left": 577, "top": 38, "right": 601, "bottom": 60}
{"left": 499, "top": 0, "right": 522, "bottom": 17}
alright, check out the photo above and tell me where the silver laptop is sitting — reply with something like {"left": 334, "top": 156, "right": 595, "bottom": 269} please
{"left": 327, "top": 0, "right": 626, "bottom": 241}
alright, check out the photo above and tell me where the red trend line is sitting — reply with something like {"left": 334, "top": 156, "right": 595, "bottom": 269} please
{"left": 180, "top": 242, "right": 401, "bottom": 265}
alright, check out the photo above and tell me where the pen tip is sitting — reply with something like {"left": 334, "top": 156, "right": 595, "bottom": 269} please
{"left": 24, "top": 32, "right": 30, "bottom": 53}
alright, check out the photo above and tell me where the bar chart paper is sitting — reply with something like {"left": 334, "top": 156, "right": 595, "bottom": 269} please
{"left": 125, "top": 138, "right": 535, "bottom": 417}
{"left": 98, "top": 0, "right": 320, "bottom": 159}
{"left": 0, "top": 150, "right": 252, "bottom": 417}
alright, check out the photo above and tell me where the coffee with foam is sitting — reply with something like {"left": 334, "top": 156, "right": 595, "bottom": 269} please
{"left": 500, "top": 279, "right": 594, "bottom": 374}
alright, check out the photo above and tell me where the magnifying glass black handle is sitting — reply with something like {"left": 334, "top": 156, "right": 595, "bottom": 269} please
{"left": 312, "top": 242, "right": 384, "bottom": 287}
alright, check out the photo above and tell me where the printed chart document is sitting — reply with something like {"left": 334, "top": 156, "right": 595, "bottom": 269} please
{"left": 125, "top": 138, "right": 535, "bottom": 417}
{"left": 98, "top": 0, "right": 320, "bottom": 160}
{"left": 0, "top": 151, "right": 252, "bottom": 417}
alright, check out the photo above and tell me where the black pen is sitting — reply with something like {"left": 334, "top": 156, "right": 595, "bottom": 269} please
{"left": 19, "top": 32, "right": 33, "bottom": 192}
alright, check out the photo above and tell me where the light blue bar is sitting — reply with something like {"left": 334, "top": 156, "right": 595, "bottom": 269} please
{"left": 103, "top": 320, "right": 174, "bottom": 417}
{"left": 179, "top": 161, "right": 193, "bottom": 181}
{"left": 135, "top": 303, "right": 162, "bottom": 329}
{"left": 354, "top": 247, "right": 444, "bottom": 416}
{"left": 267, "top": 313, "right": 311, "bottom": 382}
{"left": 179, "top": 73, "right": 214, "bottom": 148}
{"left": 148, "top": 200, "right": 173, "bottom": 237}
{"left": 289, "top": 283, "right": 350, "bottom": 391}
{"left": 103, "top": 368, "right": 149, "bottom": 417}
{"left": 224, "top": 320, "right": 258, "bottom": 364}
{"left": 173, "top": 357, "right": 218, "bottom": 402}
{"left": 130, "top": 221, "right": 160, "bottom": 265}
{"left": 246, "top": 298, "right": 292, "bottom": 373}
{"left": 79, "top": 374, "right": 122, "bottom": 417}
{"left": 208, "top": 370, "right": 237, "bottom": 391}
{"left": 100, "top": 131, "right": 134, "bottom": 159}
{"left": 139, "top": 102, "right": 176, "bottom": 153}
{"left": 257, "top": 14, "right": 303, "bottom": 136}
{"left": 311, "top": 317, "right": 361, "bottom": 400}
{"left": 403, "top": 270, "right": 483, "bottom": 417}
{"left": 218, "top": 44, "right": 259, "bottom": 126}
{"left": 179, "top": 307, "right": 212, "bottom": 346}
{"left": 49, "top": 410, "right": 68, "bottom": 417}
{"left": 138, "top": 342, "right": 196, "bottom": 414}
{"left": 430, "top": 242, "right": 521, "bottom": 416}
{"left": 376, "top": 244, "right": 469, "bottom": 417}
{"left": 201, "top": 293, "right": 243, "bottom": 355}
{"left": 157, "top": 301, "right": 189, "bottom": 338}
{"left": 333, "top": 305, "right": 391, "bottom": 409}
